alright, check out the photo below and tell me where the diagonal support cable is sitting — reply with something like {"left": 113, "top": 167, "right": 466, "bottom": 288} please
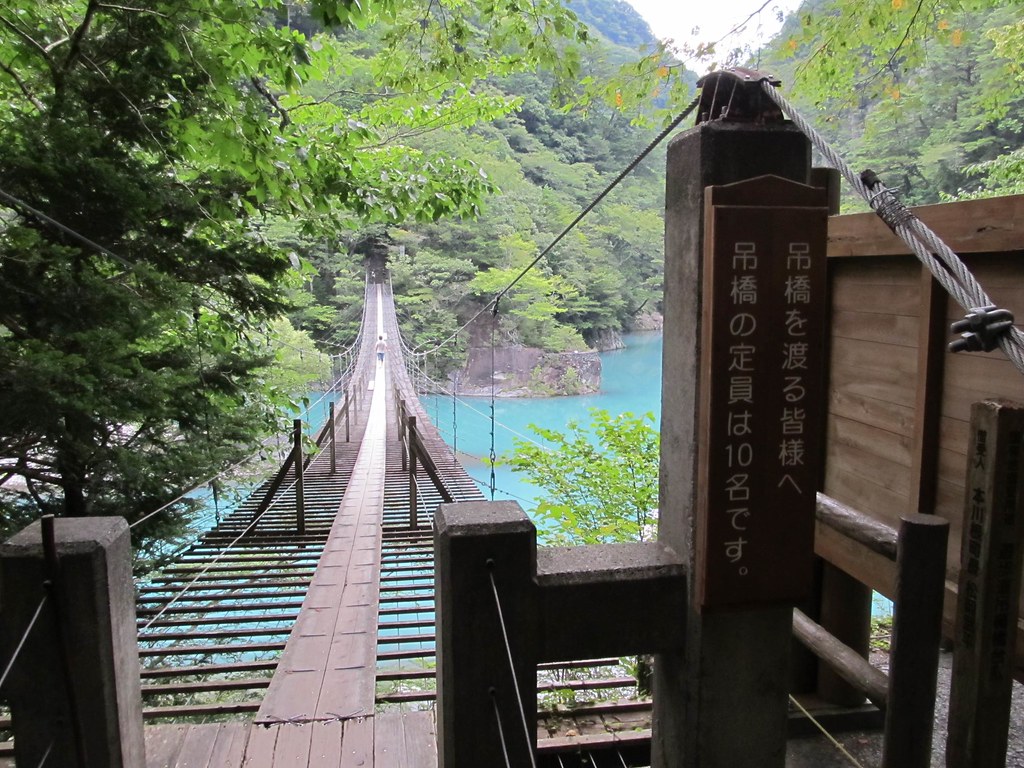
{"left": 760, "top": 80, "right": 1024, "bottom": 376}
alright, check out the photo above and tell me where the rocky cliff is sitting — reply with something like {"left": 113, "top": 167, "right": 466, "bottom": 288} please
{"left": 456, "top": 345, "right": 601, "bottom": 397}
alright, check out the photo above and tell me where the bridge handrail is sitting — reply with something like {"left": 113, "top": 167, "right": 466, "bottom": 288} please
{"left": 395, "top": 393, "right": 455, "bottom": 506}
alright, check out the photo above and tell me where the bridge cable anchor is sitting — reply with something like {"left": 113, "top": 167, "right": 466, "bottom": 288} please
{"left": 949, "top": 305, "right": 1016, "bottom": 353}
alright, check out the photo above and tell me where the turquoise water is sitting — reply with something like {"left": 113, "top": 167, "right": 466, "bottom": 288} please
{"left": 420, "top": 331, "right": 663, "bottom": 512}
{"left": 419, "top": 333, "right": 894, "bottom": 619}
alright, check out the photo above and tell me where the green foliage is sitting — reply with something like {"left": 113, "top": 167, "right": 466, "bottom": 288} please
{"left": 0, "top": 0, "right": 593, "bottom": 549}
{"left": 757, "top": 2, "right": 1024, "bottom": 206}
{"left": 505, "top": 409, "right": 659, "bottom": 544}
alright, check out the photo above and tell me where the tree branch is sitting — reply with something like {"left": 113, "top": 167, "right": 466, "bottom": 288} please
{"left": 0, "top": 13, "right": 54, "bottom": 66}
{"left": 855, "top": 0, "right": 927, "bottom": 89}
{"left": 59, "top": 0, "right": 101, "bottom": 79}
{"left": 96, "top": 3, "right": 169, "bottom": 17}
{"left": 0, "top": 59, "right": 44, "bottom": 111}
{"left": 250, "top": 76, "right": 291, "bottom": 129}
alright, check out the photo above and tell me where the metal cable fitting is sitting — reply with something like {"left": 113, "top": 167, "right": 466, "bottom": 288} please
{"left": 950, "top": 305, "right": 1017, "bottom": 353}
{"left": 860, "top": 170, "right": 916, "bottom": 230}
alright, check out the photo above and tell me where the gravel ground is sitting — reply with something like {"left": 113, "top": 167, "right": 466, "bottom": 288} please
{"left": 786, "top": 649, "right": 1024, "bottom": 767}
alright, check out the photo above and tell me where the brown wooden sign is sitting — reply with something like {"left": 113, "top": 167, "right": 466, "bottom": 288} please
{"left": 695, "top": 175, "right": 829, "bottom": 612}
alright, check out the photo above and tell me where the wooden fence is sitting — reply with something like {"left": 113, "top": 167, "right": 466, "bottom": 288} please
{"left": 820, "top": 193, "right": 1024, "bottom": 671}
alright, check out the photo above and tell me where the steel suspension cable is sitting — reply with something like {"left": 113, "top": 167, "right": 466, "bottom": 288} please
{"left": 490, "top": 691, "right": 514, "bottom": 768}
{"left": 139, "top": 436, "right": 336, "bottom": 631}
{"left": 788, "top": 694, "right": 867, "bottom": 768}
{"left": 487, "top": 567, "right": 539, "bottom": 768}
{"left": 489, "top": 304, "right": 498, "bottom": 501}
{"left": 0, "top": 592, "right": 48, "bottom": 693}
{"left": 403, "top": 362, "right": 550, "bottom": 450}
{"left": 760, "top": 81, "right": 1024, "bottom": 376}
{"left": 408, "top": 95, "right": 703, "bottom": 359}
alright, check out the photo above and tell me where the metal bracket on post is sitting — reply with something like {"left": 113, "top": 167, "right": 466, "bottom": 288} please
{"left": 695, "top": 67, "right": 783, "bottom": 125}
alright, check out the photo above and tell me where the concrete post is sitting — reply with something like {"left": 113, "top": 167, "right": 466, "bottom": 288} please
{"left": 654, "top": 117, "right": 812, "bottom": 767}
{"left": 435, "top": 501, "right": 538, "bottom": 768}
{"left": 0, "top": 517, "right": 144, "bottom": 767}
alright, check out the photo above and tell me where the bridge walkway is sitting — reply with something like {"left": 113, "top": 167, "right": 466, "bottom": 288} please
{"left": 138, "top": 280, "right": 483, "bottom": 767}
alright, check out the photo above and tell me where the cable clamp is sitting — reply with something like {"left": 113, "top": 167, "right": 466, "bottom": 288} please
{"left": 949, "top": 305, "right": 1016, "bottom": 353}
{"left": 860, "top": 169, "right": 915, "bottom": 230}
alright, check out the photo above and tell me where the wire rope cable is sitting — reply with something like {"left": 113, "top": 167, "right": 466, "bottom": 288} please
{"left": 138, "top": 435, "right": 338, "bottom": 631}
{"left": 760, "top": 81, "right": 1024, "bottom": 376}
{"left": 488, "top": 567, "right": 539, "bottom": 768}
{"left": 408, "top": 94, "right": 702, "bottom": 359}
{"left": 490, "top": 690, "right": 514, "bottom": 768}
{"left": 489, "top": 304, "right": 498, "bottom": 501}
{"left": 0, "top": 592, "right": 48, "bottom": 692}
{"left": 788, "top": 694, "right": 867, "bottom": 768}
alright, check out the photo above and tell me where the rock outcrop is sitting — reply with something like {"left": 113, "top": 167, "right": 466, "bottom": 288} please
{"left": 456, "top": 345, "right": 601, "bottom": 397}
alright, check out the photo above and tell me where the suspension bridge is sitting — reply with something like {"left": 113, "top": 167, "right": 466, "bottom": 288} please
{"left": 1, "top": 69, "right": 1023, "bottom": 768}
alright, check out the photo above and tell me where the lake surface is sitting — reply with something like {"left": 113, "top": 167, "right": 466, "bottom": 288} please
{"left": 418, "top": 332, "right": 893, "bottom": 619}
{"left": 419, "top": 331, "right": 664, "bottom": 512}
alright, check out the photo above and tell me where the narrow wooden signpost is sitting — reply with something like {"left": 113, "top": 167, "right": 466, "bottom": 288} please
{"left": 947, "top": 400, "right": 1024, "bottom": 767}
{"left": 695, "top": 175, "right": 829, "bottom": 611}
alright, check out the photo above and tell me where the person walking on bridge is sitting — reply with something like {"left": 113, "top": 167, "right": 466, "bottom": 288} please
{"left": 375, "top": 335, "right": 387, "bottom": 364}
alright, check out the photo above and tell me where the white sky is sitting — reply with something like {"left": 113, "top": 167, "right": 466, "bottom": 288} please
{"left": 626, "top": 0, "right": 803, "bottom": 62}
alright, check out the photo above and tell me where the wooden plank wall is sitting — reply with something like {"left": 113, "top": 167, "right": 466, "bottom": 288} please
{"left": 821, "top": 193, "right": 1024, "bottom": 671}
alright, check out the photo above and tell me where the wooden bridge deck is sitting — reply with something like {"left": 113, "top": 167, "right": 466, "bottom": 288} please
{"left": 143, "top": 710, "right": 437, "bottom": 767}
{"left": 135, "top": 284, "right": 474, "bottom": 767}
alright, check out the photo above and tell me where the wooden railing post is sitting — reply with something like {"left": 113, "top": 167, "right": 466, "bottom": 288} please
{"left": 0, "top": 518, "right": 145, "bottom": 766}
{"left": 293, "top": 418, "right": 305, "bottom": 536}
{"left": 344, "top": 388, "right": 351, "bottom": 443}
{"left": 408, "top": 415, "right": 418, "bottom": 529}
{"left": 400, "top": 399, "right": 408, "bottom": 472}
{"left": 329, "top": 401, "right": 336, "bottom": 474}
{"left": 882, "top": 513, "right": 949, "bottom": 768}
{"left": 947, "top": 400, "right": 1024, "bottom": 767}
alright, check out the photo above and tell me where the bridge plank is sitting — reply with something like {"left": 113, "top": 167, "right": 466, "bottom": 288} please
{"left": 207, "top": 723, "right": 250, "bottom": 768}
{"left": 340, "top": 718, "right": 374, "bottom": 768}
{"left": 373, "top": 713, "right": 407, "bottom": 766}
{"left": 145, "top": 724, "right": 190, "bottom": 768}
{"left": 174, "top": 725, "right": 220, "bottom": 768}
{"left": 256, "top": 334, "right": 387, "bottom": 725}
{"left": 402, "top": 711, "right": 438, "bottom": 768}
{"left": 241, "top": 726, "right": 278, "bottom": 768}
{"left": 308, "top": 720, "right": 344, "bottom": 767}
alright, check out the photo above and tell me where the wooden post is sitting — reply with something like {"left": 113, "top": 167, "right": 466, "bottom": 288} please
{"left": 0, "top": 518, "right": 145, "bottom": 767}
{"left": 654, "top": 70, "right": 820, "bottom": 768}
{"left": 400, "top": 399, "right": 408, "bottom": 472}
{"left": 947, "top": 400, "right": 1024, "bottom": 767}
{"left": 435, "top": 502, "right": 538, "bottom": 768}
{"left": 817, "top": 563, "right": 873, "bottom": 705}
{"left": 329, "top": 401, "right": 337, "bottom": 474}
{"left": 408, "top": 415, "right": 419, "bottom": 529}
{"left": 344, "top": 389, "right": 351, "bottom": 443}
{"left": 807, "top": 166, "right": 875, "bottom": 707}
{"left": 882, "top": 513, "right": 949, "bottom": 768}
{"left": 293, "top": 418, "right": 305, "bottom": 536}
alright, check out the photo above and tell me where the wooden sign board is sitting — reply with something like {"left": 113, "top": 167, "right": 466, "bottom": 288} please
{"left": 695, "top": 175, "right": 829, "bottom": 612}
